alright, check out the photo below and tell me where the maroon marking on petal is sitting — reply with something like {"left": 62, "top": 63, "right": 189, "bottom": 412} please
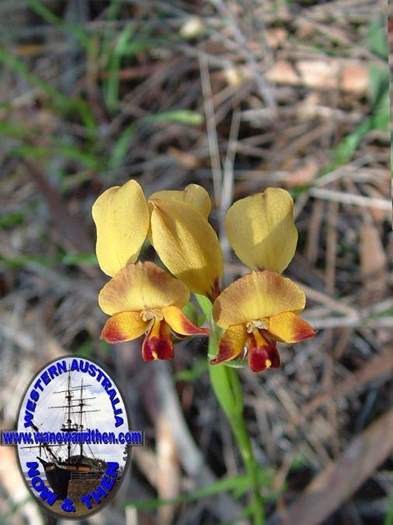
{"left": 208, "top": 278, "right": 221, "bottom": 302}
{"left": 101, "top": 322, "right": 125, "bottom": 344}
{"left": 294, "top": 324, "right": 316, "bottom": 341}
{"left": 142, "top": 321, "right": 174, "bottom": 361}
{"left": 210, "top": 341, "right": 236, "bottom": 365}
{"left": 178, "top": 316, "right": 209, "bottom": 336}
{"left": 260, "top": 329, "right": 280, "bottom": 368}
{"left": 266, "top": 344, "right": 280, "bottom": 368}
{"left": 248, "top": 345, "right": 269, "bottom": 372}
{"left": 247, "top": 331, "right": 280, "bottom": 373}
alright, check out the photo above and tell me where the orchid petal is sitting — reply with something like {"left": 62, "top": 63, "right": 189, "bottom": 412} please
{"left": 247, "top": 331, "right": 280, "bottom": 372}
{"left": 213, "top": 271, "right": 306, "bottom": 329}
{"left": 92, "top": 180, "right": 150, "bottom": 277}
{"left": 101, "top": 311, "right": 148, "bottom": 343}
{"left": 225, "top": 188, "right": 298, "bottom": 272}
{"left": 142, "top": 320, "right": 174, "bottom": 361}
{"left": 99, "top": 261, "right": 189, "bottom": 315}
{"left": 210, "top": 324, "right": 247, "bottom": 365}
{"left": 150, "top": 184, "right": 211, "bottom": 218}
{"left": 150, "top": 198, "right": 223, "bottom": 297}
{"left": 162, "top": 305, "right": 208, "bottom": 336}
{"left": 268, "top": 312, "right": 315, "bottom": 343}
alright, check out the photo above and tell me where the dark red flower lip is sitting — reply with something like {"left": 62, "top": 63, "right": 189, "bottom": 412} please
{"left": 247, "top": 331, "right": 280, "bottom": 373}
{"left": 142, "top": 320, "right": 174, "bottom": 361}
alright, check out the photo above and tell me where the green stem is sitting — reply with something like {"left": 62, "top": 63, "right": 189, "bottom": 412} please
{"left": 209, "top": 365, "right": 264, "bottom": 525}
{"left": 196, "top": 294, "right": 264, "bottom": 525}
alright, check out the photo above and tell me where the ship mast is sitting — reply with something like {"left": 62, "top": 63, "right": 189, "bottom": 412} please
{"left": 64, "top": 371, "right": 73, "bottom": 461}
{"left": 79, "top": 379, "right": 84, "bottom": 457}
{"left": 49, "top": 369, "right": 98, "bottom": 462}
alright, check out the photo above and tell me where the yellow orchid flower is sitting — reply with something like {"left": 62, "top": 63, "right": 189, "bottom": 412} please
{"left": 225, "top": 187, "right": 298, "bottom": 273}
{"left": 92, "top": 180, "right": 223, "bottom": 298}
{"left": 98, "top": 261, "right": 208, "bottom": 360}
{"left": 211, "top": 271, "right": 315, "bottom": 372}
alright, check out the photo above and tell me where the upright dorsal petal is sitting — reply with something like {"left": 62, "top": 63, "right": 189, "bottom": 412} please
{"left": 225, "top": 188, "right": 298, "bottom": 273}
{"left": 92, "top": 180, "right": 150, "bottom": 277}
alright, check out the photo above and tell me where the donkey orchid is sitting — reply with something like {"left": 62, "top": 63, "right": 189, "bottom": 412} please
{"left": 210, "top": 187, "right": 315, "bottom": 372}
{"left": 211, "top": 271, "right": 315, "bottom": 372}
{"left": 92, "top": 180, "right": 223, "bottom": 298}
{"left": 99, "top": 261, "right": 208, "bottom": 361}
{"left": 92, "top": 179, "right": 315, "bottom": 372}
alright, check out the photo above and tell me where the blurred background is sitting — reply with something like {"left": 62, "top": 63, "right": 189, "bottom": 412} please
{"left": 0, "top": 1, "right": 392, "bottom": 524}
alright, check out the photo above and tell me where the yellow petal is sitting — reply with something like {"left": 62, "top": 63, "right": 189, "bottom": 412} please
{"left": 268, "top": 312, "right": 315, "bottom": 343}
{"left": 162, "top": 305, "right": 209, "bottom": 336}
{"left": 225, "top": 187, "right": 298, "bottom": 272}
{"left": 210, "top": 324, "right": 247, "bottom": 365}
{"left": 92, "top": 179, "right": 150, "bottom": 276}
{"left": 101, "top": 311, "right": 148, "bottom": 343}
{"left": 150, "top": 199, "right": 223, "bottom": 297}
{"left": 150, "top": 184, "right": 211, "bottom": 218}
{"left": 213, "top": 270, "right": 305, "bottom": 329}
{"left": 99, "top": 261, "right": 189, "bottom": 315}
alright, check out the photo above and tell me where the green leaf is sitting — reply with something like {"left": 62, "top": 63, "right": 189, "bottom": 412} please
{"left": 144, "top": 110, "right": 204, "bottom": 126}
{"left": 62, "top": 252, "right": 98, "bottom": 266}
{"left": 108, "top": 109, "right": 204, "bottom": 169}
{"left": 0, "top": 211, "right": 25, "bottom": 229}
{"left": 108, "top": 124, "right": 136, "bottom": 169}
{"left": 367, "top": 17, "right": 388, "bottom": 59}
{"left": 0, "top": 254, "right": 58, "bottom": 269}
{"left": 28, "top": 0, "right": 90, "bottom": 49}
{"left": 124, "top": 470, "right": 270, "bottom": 511}
{"left": 0, "top": 48, "right": 96, "bottom": 131}
{"left": 385, "top": 493, "right": 393, "bottom": 525}
{"left": 0, "top": 121, "right": 36, "bottom": 140}
{"left": 9, "top": 144, "right": 100, "bottom": 170}
{"left": 75, "top": 340, "right": 93, "bottom": 359}
{"left": 104, "top": 24, "right": 135, "bottom": 111}
{"left": 369, "top": 64, "right": 389, "bottom": 106}
{"left": 194, "top": 293, "right": 213, "bottom": 318}
{"left": 182, "top": 300, "right": 205, "bottom": 326}
{"left": 371, "top": 89, "right": 389, "bottom": 131}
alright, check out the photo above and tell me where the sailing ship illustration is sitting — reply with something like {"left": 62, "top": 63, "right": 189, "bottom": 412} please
{"left": 25, "top": 371, "right": 107, "bottom": 499}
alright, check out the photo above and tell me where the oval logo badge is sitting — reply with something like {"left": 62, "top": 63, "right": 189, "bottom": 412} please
{"left": 11, "top": 356, "right": 141, "bottom": 519}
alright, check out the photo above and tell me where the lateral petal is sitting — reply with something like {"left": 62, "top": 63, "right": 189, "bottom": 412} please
{"left": 268, "top": 312, "right": 316, "bottom": 343}
{"left": 225, "top": 187, "right": 298, "bottom": 273}
{"left": 142, "top": 320, "right": 174, "bottom": 361}
{"left": 101, "top": 311, "right": 148, "bottom": 343}
{"left": 213, "top": 271, "right": 306, "bottom": 329}
{"left": 210, "top": 324, "right": 247, "bottom": 365}
{"left": 150, "top": 198, "right": 223, "bottom": 297}
{"left": 162, "top": 305, "right": 209, "bottom": 336}
{"left": 92, "top": 179, "right": 150, "bottom": 276}
{"left": 99, "top": 261, "right": 189, "bottom": 315}
{"left": 150, "top": 184, "right": 211, "bottom": 218}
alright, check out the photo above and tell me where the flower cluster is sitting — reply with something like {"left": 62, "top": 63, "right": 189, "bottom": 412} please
{"left": 92, "top": 182, "right": 315, "bottom": 372}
